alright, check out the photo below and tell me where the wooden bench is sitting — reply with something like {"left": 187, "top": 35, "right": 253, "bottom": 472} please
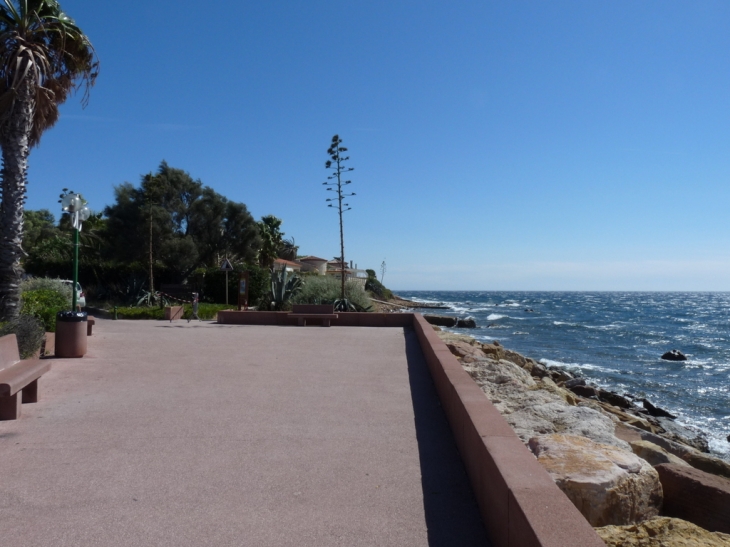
{"left": 87, "top": 315, "right": 95, "bottom": 336}
{"left": 288, "top": 304, "right": 339, "bottom": 327}
{"left": 0, "top": 334, "right": 51, "bottom": 420}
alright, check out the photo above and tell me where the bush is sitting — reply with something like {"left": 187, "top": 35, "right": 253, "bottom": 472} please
{"left": 0, "top": 315, "right": 46, "bottom": 358}
{"left": 21, "top": 277, "right": 73, "bottom": 302}
{"left": 20, "top": 288, "right": 70, "bottom": 332}
{"left": 292, "top": 276, "right": 372, "bottom": 310}
{"left": 114, "top": 303, "right": 235, "bottom": 321}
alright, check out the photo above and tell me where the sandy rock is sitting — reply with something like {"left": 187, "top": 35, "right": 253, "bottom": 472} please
{"left": 524, "top": 403, "right": 630, "bottom": 449}
{"left": 532, "top": 377, "right": 579, "bottom": 406}
{"left": 437, "top": 331, "right": 482, "bottom": 346}
{"left": 480, "top": 342, "right": 504, "bottom": 361}
{"left": 616, "top": 423, "right": 730, "bottom": 480}
{"left": 630, "top": 440, "right": 690, "bottom": 467}
{"left": 529, "top": 434, "right": 662, "bottom": 526}
{"left": 682, "top": 451, "right": 730, "bottom": 480}
{"left": 467, "top": 358, "right": 535, "bottom": 387}
{"left": 656, "top": 463, "right": 730, "bottom": 534}
{"left": 443, "top": 340, "right": 486, "bottom": 362}
{"left": 596, "top": 517, "right": 730, "bottom": 547}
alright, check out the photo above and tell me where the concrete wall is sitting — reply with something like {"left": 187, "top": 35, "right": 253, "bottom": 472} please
{"left": 215, "top": 310, "right": 605, "bottom": 547}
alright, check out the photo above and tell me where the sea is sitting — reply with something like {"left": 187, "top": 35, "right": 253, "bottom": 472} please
{"left": 396, "top": 291, "right": 730, "bottom": 461}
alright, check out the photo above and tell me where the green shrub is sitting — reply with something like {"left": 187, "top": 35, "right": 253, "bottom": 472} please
{"left": 114, "top": 303, "right": 235, "bottom": 321}
{"left": 0, "top": 315, "right": 46, "bottom": 359}
{"left": 21, "top": 277, "right": 72, "bottom": 302}
{"left": 292, "top": 276, "right": 372, "bottom": 310}
{"left": 20, "top": 289, "right": 70, "bottom": 332}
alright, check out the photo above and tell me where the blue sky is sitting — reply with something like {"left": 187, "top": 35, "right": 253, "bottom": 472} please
{"left": 25, "top": 1, "right": 730, "bottom": 290}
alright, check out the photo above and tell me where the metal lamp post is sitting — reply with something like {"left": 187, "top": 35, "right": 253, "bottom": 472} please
{"left": 60, "top": 191, "right": 91, "bottom": 310}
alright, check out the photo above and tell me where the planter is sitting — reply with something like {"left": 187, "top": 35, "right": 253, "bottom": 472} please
{"left": 164, "top": 306, "right": 184, "bottom": 321}
{"left": 55, "top": 311, "right": 87, "bottom": 358}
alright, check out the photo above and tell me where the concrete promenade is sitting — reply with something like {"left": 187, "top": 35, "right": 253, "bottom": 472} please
{"left": 0, "top": 319, "right": 490, "bottom": 546}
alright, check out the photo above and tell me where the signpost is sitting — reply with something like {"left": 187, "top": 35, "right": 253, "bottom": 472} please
{"left": 238, "top": 271, "right": 250, "bottom": 310}
{"left": 220, "top": 258, "right": 234, "bottom": 304}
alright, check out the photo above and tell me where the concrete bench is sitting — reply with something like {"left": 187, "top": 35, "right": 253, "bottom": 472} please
{"left": 289, "top": 304, "right": 338, "bottom": 327}
{"left": 0, "top": 334, "right": 51, "bottom": 420}
{"left": 87, "top": 316, "right": 95, "bottom": 336}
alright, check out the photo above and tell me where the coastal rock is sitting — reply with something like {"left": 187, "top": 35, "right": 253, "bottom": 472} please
{"left": 596, "top": 517, "right": 730, "bottom": 547}
{"left": 615, "top": 423, "right": 730, "bottom": 480}
{"left": 564, "top": 378, "right": 586, "bottom": 388}
{"left": 529, "top": 434, "right": 662, "bottom": 526}
{"left": 654, "top": 416, "right": 710, "bottom": 453}
{"left": 661, "top": 349, "right": 688, "bottom": 361}
{"left": 656, "top": 464, "right": 730, "bottom": 534}
{"left": 444, "top": 340, "right": 486, "bottom": 362}
{"left": 468, "top": 358, "right": 535, "bottom": 388}
{"left": 569, "top": 384, "right": 600, "bottom": 399}
{"left": 456, "top": 317, "right": 477, "bottom": 328}
{"left": 599, "top": 390, "right": 634, "bottom": 409}
{"left": 532, "top": 377, "right": 579, "bottom": 406}
{"left": 642, "top": 399, "right": 677, "bottom": 419}
{"left": 548, "top": 367, "right": 574, "bottom": 383}
{"left": 424, "top": 314, "right": 457, "bottom": 327}
{"left": 629, "top": 440, "right": 690, "bottom": 467}
{"left": 682, "top": 451, "right": 730, "bottom": 480}
{"left": 439, "top": 331, "right": 481, "bottom": 346}
{"left": 480, "top": 342, "right": 504, "bottom": 361}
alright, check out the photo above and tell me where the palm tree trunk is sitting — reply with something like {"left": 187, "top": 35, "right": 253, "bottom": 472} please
{"left": 0, "top": 81, "right": 35, "bottom": 321}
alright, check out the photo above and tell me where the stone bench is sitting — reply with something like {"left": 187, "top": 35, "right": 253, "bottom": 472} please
{"left": 87, "top": 316, "right": 95, "bottom": 336}
{"left": 0, "top": 334, "right": 51, "bottom": 420}
{"left": 288, "top": 304, "right": 338, "bottom": 327}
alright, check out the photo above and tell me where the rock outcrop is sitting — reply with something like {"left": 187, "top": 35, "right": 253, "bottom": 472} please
{"left": 436, "top": 330, "right": 730, "bottom": 541}
{"left": 656, "top": 464, "right": 730, "bottom": 534}
{"left": 596, "top": 517, "right": 730, "bottom": 547}
{"left": 629, "top": 439, "right": 690, "bottom": 468}
{"left": 528, "top": 434, "right": 662, "bottom": 526}
{"left": 661, "top": 349, "right": 688, "bottom": 361}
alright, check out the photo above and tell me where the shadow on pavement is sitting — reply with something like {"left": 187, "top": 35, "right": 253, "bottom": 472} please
{"left": 404, "top": 328, "right": 492, "bottom": 546}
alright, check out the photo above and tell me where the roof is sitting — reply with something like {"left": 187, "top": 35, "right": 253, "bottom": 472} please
{"left": 273, "top": 259, "right": 301, "bottom": 268}
{"left": 299, "top": 256, "right": 328, "bottom": 262}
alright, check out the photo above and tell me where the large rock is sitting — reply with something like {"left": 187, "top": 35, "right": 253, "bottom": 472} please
{"left": 616, "top": 423, "right": 730, "bottom": 480}
{"left": 656, "top": 464, "right": 730, "bottom": 534}
{"left": 424, "top": 314, "right": 457, "bottom": 327}
{"left": 661, "top": 349, "right": 687, "bottom": 361}
{"left": 528, "top": 434, "right": 662, "bottom": 526}
{"left": 596, "top": 517, "right": 730, "bottom": 547}
{"left": 456, "top": 317, "right": 476, "bottom": 328}
{"left": 444, "top": 339, "right": 486, "bottom": 362}
{"left": 629, "top": 440, "right": 690, "bottom": 468}
{"left": 654, "top": 416, "right": 710, "bottom": 453}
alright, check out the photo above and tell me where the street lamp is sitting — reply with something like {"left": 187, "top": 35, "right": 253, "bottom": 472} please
{"left": 59, "top": 190, "right": 91, "bottom": 311}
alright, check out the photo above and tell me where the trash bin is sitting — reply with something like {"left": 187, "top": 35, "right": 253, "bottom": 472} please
{"left": 55, "top": 311, "right": 88, "bottom": 358}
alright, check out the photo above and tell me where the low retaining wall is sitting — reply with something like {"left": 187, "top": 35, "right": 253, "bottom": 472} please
{"left": 216, "top": 310, "right": 604, "bottom": 546}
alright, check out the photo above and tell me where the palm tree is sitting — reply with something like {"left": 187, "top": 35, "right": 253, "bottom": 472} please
{"left": 0, "top": 0, "right": 98, "bottom": 320}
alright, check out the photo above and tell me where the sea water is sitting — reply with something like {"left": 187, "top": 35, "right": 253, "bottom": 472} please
{"left": 397, "top": 291, "right": 730, "bottom": 460}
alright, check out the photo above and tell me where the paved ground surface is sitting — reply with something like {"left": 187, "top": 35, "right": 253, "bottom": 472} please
{"left": 0, "top": 319, "right": 490, "bottom": 546}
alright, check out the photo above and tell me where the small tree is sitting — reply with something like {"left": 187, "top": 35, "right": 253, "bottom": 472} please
{"left": 323, "top": 135, "right": 355, "bottom": 302}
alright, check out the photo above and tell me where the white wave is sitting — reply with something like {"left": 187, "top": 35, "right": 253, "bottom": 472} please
{"left": 487, "top": 314, "right": 506, "bottom": 321}
{"left": 512, "top": 331, "right": 529, "bottom": 335}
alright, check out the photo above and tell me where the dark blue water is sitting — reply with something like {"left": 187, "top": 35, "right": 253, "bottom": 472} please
{"left": 397, "top": 291, "right": 730, "bottom": 460}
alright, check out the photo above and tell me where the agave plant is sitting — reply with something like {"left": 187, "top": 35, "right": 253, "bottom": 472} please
{"left": 268, "top": 267, "right": 301, "bottom": 311}
{"left": 333, "top": 298, "right": 371, "bottom": 312}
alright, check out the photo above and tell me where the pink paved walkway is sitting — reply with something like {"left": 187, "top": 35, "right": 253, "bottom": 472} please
{"left": 0, "top": 319, "right": 489, "bottom": 546}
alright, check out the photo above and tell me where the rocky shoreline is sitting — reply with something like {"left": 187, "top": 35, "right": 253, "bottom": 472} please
{"left": 433, "top": 327, "right": 730, "bottom": 545}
